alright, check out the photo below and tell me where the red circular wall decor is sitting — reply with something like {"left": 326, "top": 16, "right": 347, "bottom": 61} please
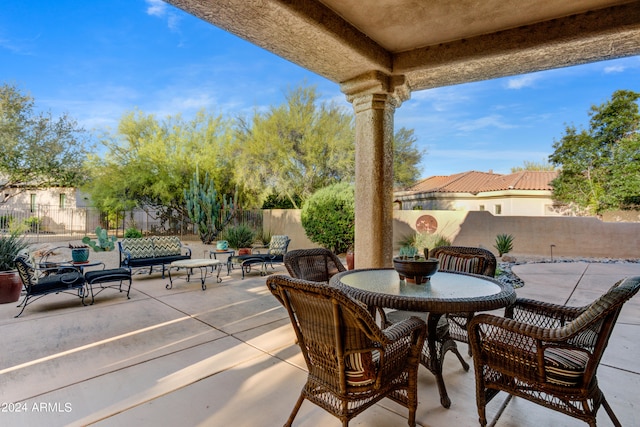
{"left": 416, "top": 215, "right": 438, "bottom": 234}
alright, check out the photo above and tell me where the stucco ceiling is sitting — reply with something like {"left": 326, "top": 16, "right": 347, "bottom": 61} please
{"left": 165, "top": 0, "right": 640, "bottom": 92}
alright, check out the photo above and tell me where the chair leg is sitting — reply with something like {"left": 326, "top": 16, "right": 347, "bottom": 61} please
{"left": 284, "top": 393, "right": 305, "bottom": 427}
{"left": 14, "top": 294, "right": 29, "bottom": 318}
{"left": 601, "top": 396, "right": 622, "bottom": 427}
{"left": 450, "top": 346, "right": 470, "bottom": 371}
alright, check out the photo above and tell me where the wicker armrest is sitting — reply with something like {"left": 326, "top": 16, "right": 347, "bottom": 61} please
{"left": 507, "top": 298, "right": 585, "bottom": 326}
{"left": 383, "top": 316, "right": 427, "bottom": 343}
{"left": 470, "top": 312, "right": 588, "bottom": 344}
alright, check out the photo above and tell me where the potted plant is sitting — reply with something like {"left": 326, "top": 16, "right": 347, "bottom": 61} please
{"left": 0, "top": 230, "right": 29, "bottom": 303}
{"left": 69, "top": 243, "right": 90, "bottom": 263}
{"left": 222, "top": 224, "right": 255, "bottom": 255}
{"left": 393, "top": 246, "right": 439, "bottom": 284}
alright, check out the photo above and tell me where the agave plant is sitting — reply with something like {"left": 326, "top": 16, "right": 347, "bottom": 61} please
{"left": 494, "top": 233, "right": 514, "bottom": 256}
{"left": 0, "top": 231, "right": 29, "bottom": 271}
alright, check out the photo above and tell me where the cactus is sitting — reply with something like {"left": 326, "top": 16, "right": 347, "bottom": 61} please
{"left": 184, "top": 168, "right": 236, "bottom": 244}
{"left": 82, "top": 226, "right": 117, "bottom": 252}
{"left": 399, "top": 245, "right": 419, "bottom": 259}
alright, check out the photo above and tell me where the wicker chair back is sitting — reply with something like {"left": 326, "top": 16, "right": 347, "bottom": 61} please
{"left": 284, "top": 248, "right": 346, "bottom": 282}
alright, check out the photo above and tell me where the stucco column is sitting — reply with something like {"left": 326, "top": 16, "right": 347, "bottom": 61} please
{"left": 341, "top": 72, "right": 409, "bottom": 269}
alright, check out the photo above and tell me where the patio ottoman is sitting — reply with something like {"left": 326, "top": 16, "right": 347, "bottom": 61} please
{"left": 84, "top": 268, "right": 132, "bottom": 305}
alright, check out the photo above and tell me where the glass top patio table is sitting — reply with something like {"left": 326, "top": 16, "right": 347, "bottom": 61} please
{"left": 331, "top": 268, "right": 516, "bottom": 409}
{"left": 331, "top": 268, "right": 515, "bottom": 314}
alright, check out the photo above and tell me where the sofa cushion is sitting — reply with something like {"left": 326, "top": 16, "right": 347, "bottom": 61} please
{"left": 85, "top": 268, "right": 131, "bottom": 284}
{"left": 268, "top": 235, "right": 290, "bottom": 255}
{"left": 153, "top": 236, "right": 183, "bottom": 257}
{"left": 121, "top": 238, "right": 156, "bottom": 259}
{"left": 32, "top": 272, "right": 85, "bottom": 294}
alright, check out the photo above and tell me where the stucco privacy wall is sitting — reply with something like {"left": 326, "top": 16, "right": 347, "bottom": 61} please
{"left": 263, "top": 209, "right": 640, "bottom": 259}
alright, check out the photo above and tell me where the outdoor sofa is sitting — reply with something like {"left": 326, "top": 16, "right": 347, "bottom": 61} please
{"left": 118, "top": 236, "right": 191, "bottom": 278}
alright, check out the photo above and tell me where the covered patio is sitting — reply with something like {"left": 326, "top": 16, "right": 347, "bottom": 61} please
{"left": 1, "top": 260, "right": 639, "bottom": 426}
{"left": 164, "top": 0, "right": 640, "bottom": 270}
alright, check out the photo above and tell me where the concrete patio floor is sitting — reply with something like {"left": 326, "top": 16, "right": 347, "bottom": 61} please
{"left": 1, "top": 259, "right": 639, "bottom": 427}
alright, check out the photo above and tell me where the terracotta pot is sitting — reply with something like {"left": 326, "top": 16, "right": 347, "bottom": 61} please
{"left": 346, "top": 251, "right": 355, "bottom": 270}
{"left": 238, "top": 248, "right": 252, "bottom": 255}
{"left": 0, "top": 271, "right": 23, "bottom": 304}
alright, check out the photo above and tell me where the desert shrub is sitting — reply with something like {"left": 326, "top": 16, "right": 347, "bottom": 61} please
{"left": 408, "top": 232, "right": 451, "bottom": 254}
{"left": 220, "top": 224, "right": 256, "bottom": 249}
{"left": 301, "top": 183, "right": 354, "bottom": 254}
{"left": 0, "top": 215, "right": 13, "bottom": 229}
{"left": 24, "top": 216, "right": 41, "bottom": 232}
{"left": 124, "top": 227, "right": 143, "bottom": 238}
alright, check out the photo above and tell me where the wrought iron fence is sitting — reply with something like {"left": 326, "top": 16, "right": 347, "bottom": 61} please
{"left": 0, "top": 205, "right": 263, "bottom": 245}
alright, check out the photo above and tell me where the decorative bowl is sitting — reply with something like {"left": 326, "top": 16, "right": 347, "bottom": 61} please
{"left": 393, "top": 257, "right": 439, "bottom": 284}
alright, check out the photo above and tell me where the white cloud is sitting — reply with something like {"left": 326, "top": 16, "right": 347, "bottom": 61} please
{"left": 146, "top": 0, "right": 182, "bottom": 33}
{"left": 604, "top": 65, "right": 625, "bottom": 73}
{"left": 145, "top": 0, "right": 167, "bottom": 17}
{"left": 505, "top": 74, "right": 540, "bottom": 89}
{"left": 456, "top": 114, "right": 516, "bottom": 132}
{"left": 410, "top": 86, "right": 473, "bottom": 111}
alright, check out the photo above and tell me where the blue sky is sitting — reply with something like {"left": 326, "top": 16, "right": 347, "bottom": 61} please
{"left": 2, "top": 0, "right": 639, "bottom": 178}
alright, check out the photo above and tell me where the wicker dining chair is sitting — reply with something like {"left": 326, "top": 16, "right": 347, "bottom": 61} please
{"left": 267, "top": 274, "right": 427, "bottom": 427}
{"left": 431, "top": 246, "right": 497, "bottom": 356}
{"left": 469, "top": 276, "right": 640, "bottom": 427}
{"left": 284, "top": 248, "right": 346, "bottom": 283}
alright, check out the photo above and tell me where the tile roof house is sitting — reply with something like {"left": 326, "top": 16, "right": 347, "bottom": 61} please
{"left": 394, "top": 170, "right": 563, "bottom": 216}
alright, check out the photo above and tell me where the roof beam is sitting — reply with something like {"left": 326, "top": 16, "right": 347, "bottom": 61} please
{"left": 396, "top": 3, "right": 640, "bottom": 90}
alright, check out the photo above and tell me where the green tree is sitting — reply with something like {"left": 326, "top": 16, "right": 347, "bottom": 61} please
{"left": 549, "top": 90, "right": 640, "bottom": 214}
{"left": 233, "top": 84, "right": 425, "bottom": 206}
{"left": 233, "top": 85, "right": 355, "bottom": 208}
{"left": 393, "top": 127, "right": 425, "bottom": 188}
{"left": 85, "top": 109, "right": 235, "bottom": 225}
{"left": 0, "top": 83, "right": 88, "bottom": 199}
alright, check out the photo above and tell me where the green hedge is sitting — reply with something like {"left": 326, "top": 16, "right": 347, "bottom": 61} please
{"left": 301, "top": 182, "right": 354, "bottom": 254}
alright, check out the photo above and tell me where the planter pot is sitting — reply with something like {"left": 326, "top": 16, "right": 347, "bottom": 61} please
{"left": 71, "top": 247, "right": 90, "bottom": 263}
{"left": 393, "top": 257, "right": 439, "bottom": 284}
{"left": 346, "top": 251, "right": 355, "bottom": 270}
{"left": 0, "top": 271, "right": 23, "bottom": 304}
{"left": 238, "top": 248, "right": 252, "bottom": 255}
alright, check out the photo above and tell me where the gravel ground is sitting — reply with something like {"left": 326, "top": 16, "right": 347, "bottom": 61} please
{"left": 495, "top": 254, "right": 640, "bottom": 289}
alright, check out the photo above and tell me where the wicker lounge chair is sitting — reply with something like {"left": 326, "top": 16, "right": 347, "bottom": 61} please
{"left": 469, "top": 276, "right": 640, "bottom": 426}
{"left": 284, "top": 248, "right": 346, "bottom": 282}
{"left": 267, "top": 274, "right": 427, "bottom": 427}
{"left": 431, "top": 246, "right": 497, "bottom": 356}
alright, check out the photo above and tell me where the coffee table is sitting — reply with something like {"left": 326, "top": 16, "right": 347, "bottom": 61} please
{"left": 331, "top": 268, "right": 516, "bottom": 408}
{"left": 167, "top": 259, "right": 223, "bottom": 290}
